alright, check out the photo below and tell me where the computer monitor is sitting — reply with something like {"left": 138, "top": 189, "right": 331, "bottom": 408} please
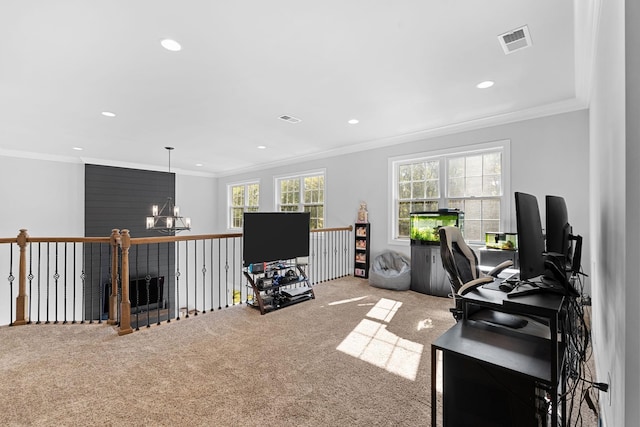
{"left": 514, "top": 192, "right": 546, "bottom": 280}
{"left": 545, "top": 195, "right": 586, "bottom": 276}
{"left": 545, "top": 195, "right": 572, "bottom": 265}
{"left": 570, "top": 234, "right": 583, "bottom": 275}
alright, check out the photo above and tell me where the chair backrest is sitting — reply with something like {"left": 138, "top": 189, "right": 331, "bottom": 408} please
{"left": 438, "top": 226, "right": 480, "bottom": 293}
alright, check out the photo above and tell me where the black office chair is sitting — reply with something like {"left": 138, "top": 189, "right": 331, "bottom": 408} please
{"left": 438, "top": 226, "right": 523, "bottom": 327}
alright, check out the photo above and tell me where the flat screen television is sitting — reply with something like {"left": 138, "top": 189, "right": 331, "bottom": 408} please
{"left": 545, "top": 195, "right": 572, "bottom": 263}
{"left": 243, "top": 212, "right": 310, "bottom": 267}
{"left": 514, "top": 192, "right": 546, "bottom": 281}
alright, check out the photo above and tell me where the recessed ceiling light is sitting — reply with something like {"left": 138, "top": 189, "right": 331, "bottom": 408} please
{"left": 72, "top": 147, "right": 83, "bottom": 151}
{"left": 161, "top": 39, "right": 182, "bottom": 52}
{"left": 257, "top": 145, "right": 267, "bottom": 149}
{"left": 195, "top": 163, "right": 203, "bottom": 167}
{"left": 101, "top": 111, "right": 116, "bottom": 117}
{"left": 348, "top": 119, "right": 359, "bottom": 124}
{"left": 476, "top": 80, "right": 494, "bottom": 89}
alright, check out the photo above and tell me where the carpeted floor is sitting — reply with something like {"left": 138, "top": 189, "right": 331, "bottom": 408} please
{"left": 0, "top": 276, "right": 598, "bottom": 426}
{"left": 0, "top": 277, "right": 455, "bottom": 426}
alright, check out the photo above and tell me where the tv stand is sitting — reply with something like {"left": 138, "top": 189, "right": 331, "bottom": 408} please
{"left": 243, "top": 260, "right": 314, "bottom": 315}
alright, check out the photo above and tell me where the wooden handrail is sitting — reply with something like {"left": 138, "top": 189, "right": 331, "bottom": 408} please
{"left": 126, "top": 226, "right": 352, "bottom": 245}
{"left": 0, "top": 227, "right": 353, "bottom": 245}
{"left": 311, "top": 226, "right": 353, "bottom": 233}
{"left": 1, "top": 227, "right": 353, "bottom": 244}
{"left": 26, "top": 236, "right": 112, "bottom": 244}
{"left": 129, "top": 232, "right": 243, "bottom": 245}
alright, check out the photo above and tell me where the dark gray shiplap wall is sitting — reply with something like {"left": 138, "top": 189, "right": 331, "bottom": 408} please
{"left": 85, "top": 164, "right": 174, "bottom": 237}
{"left": 84, "top": 165, "right": 175, "bottom": 320}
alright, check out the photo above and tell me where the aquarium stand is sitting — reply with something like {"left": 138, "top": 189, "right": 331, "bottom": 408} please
{"left": 410, "top": 244, "right": 449, "bottom": 296}
{"left": 409, "top": 210, "right": 463, "bottom": 297}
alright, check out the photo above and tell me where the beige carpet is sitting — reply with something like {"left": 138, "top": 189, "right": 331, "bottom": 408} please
{"left": 0, "top": 277, "right": 454, "bottom": 426}
{"left": 0, "top": 276, "right": 598, "bottom": 426}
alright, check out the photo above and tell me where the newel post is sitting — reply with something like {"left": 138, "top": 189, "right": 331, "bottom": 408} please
{"left": 14, "top": 229, "right": 29, "bottom": 326}
{"left": 108, "top": 229, "right": 121, "bottom": 325}
{"left": 118, "top": 229, "right": 133, "bottom": 336}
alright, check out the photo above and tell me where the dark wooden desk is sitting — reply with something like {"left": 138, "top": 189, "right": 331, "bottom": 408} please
{"left": 431, "top": 285, "right": 567, "bottom": 426}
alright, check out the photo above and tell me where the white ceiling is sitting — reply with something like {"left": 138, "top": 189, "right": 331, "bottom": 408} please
{"left": 0, "top": 1, "right": 596, "bottom": 177}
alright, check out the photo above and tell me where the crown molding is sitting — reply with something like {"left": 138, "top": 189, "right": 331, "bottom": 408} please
{"left": 216, "top": 98, "right": 588, "bottom": 177}
{"left": 80, "top": 157, "right": 217, "bottom": 178}
{"left": 0, "top": 149, "right": 216, "bottom": 178}
{"left": 0, "top": 148, "right": 82, "bottom": 164}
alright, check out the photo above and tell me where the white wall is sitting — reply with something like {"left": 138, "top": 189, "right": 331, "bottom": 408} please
{"left": 217, "top": 109, "right": 590, "bottom": 285}
{"left": 0, "top": 155, "right": 85, "bottom": 237}
{"left": 589, "top": 0, "right": 624, "bottom": 425}
{"left": 625, "top": 0, "right": 640, "bottom": 423}
{"left": 176, "top": 173, "right": 218, "bottom": 235}
{"left": 590, "top": 0, "right": 640, "bottom": 425}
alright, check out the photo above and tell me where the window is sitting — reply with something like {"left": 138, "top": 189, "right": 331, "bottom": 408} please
{"left": 391, "top": 141, "right": 509, "bottom": 243}
{"left": 397, "top": 160, "right": 441, "bottom": 238}
{"left": 276, "top": 171, "right": 325, "bottom": 229}
{"left": 446, "top": 152, "right": 502, "bottom": 242}
{"left": 228, "top": 182, "right": 260, "bottom": 229}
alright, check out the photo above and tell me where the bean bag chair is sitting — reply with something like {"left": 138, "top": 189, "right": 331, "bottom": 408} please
{"left": 368, "top": 251, "right": 411, "bottom": 290}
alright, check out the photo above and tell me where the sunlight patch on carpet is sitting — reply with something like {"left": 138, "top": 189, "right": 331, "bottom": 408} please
{"left": 327, "top": 296, "right": 369, "bottom": 306}
{"left": 365, "top": 297, "right": 401, "bottom": 323}
{"left": 336, "top": 298, "right": 423, "bottom": 381}
{"left": 417, "top": 318, "right": 434, "bottom": 330}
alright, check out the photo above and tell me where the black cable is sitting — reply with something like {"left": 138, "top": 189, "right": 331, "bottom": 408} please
{"left": 559, "top": 272, "right": 605, "bottom": 427}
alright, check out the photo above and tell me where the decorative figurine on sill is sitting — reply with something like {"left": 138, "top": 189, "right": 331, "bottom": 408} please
{"left": 357, "top": 202, "right": 368, "bottom": 223}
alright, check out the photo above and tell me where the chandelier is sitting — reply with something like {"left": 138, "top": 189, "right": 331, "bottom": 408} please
{"left": 146, "top": 147, "right": 191, "bottom": 234}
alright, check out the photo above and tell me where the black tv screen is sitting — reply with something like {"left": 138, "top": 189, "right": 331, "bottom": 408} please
{"left": 515, "top": 192, "right": 546, "bottom": 281}
{"left": 243, "top": 212, "right": 310, "bottom": 266}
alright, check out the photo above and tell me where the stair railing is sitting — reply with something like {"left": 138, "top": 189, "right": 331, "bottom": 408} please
{"left": 2, "top": 225, "right": 353, "bottom": 335}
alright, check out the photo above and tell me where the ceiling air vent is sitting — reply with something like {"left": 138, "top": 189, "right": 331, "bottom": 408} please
{"left": 278, "top": 114, "right": 302, "bottom": 124}
{"left": 498, "top": 25, "right": 531, "bottom": 55}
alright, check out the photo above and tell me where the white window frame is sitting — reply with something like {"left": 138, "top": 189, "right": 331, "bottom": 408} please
{"left": 227, "top": 180, "right": 260, "bottom": 230}
{"left": 274, "top": 169, "right": 326, "bottom": 230}
{"left": 388, "top": 140, "right": 511, "bottom": 245}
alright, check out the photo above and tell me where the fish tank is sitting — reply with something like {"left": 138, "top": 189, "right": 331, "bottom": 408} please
{"left": 485, "top": 232, "right": 518, "bottom": 250}
{"left": 410, "top": 209, "right": 464, "bottom": 245}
